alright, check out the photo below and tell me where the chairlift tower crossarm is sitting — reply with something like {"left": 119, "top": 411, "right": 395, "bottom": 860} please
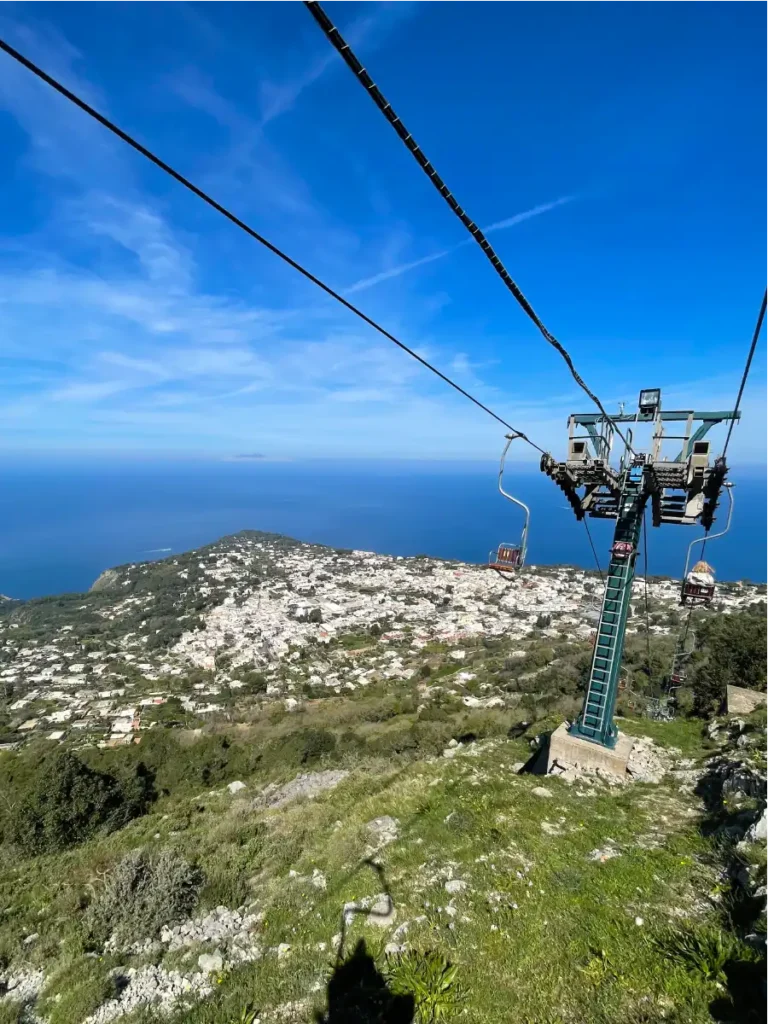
{"left": 540, "top": 389, "right": 740, "bottom": 750}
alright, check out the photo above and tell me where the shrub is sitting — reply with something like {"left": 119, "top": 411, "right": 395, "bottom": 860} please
{"left": 691, "top": 606, "right": 767, "bottom": 714}
{"left": 9, "top": 751, "right": 154, "bottom": 855}
{"left": 299, "top": 728, "right": 337, "bottom": 764}
{"left": 86, "top": 848, "right": 204, "bottom": 946}
{"left": 409, "top": 721, "right": 453, "bottom": 757}
{"left": 387, "top": 948, "right": 464, "bottom": 1023}
{"left": 657, "top": 925, "right": 752, "bottom": 985}
{"left": 418, "top": 704, "right": 450, "bottom": 723}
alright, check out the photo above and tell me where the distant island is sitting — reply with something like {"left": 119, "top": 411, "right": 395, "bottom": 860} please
{"left": 229, "top": 452, "right": 266, "bottom": 460}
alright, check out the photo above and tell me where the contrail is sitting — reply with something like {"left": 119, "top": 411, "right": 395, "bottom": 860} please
{"left": 345, "top": 196, "right": 573, "bottom": 295}
{"left": 482, "top": 196, "right": 573, "bottom": 234}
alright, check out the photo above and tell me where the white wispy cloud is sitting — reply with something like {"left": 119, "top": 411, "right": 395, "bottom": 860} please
{"left": 2, "top": 15, "right": 761, "bottom": 464}
{"left": 345, "top": 196, "right": 574, "bottom": 295}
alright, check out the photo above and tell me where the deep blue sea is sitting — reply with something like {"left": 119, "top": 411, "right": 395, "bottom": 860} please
{"left": 1, "top": 459, "right": 765, "bottom": 600}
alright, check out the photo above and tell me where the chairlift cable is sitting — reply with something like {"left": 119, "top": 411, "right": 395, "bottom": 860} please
{"left": 642, "top": 510, "right": 652, "bottom": 678}
{"left": 721, "top": 289, "right": 766, "bottom": 458}
{"left": 695, "top": 292, "right": 763, "bottom": 564}
{"left": 0, "top": 37, "right": 547, "bottom": 453}
{"left": 582, "top": 518, "right": 604, "bottom": 585}
{"left": 304, "top": 0, "right": 637, "bottom": 455}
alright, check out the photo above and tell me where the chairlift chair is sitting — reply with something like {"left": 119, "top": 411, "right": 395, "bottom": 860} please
{"left": 611, "top": 540, "right": 635, "bottom": 561}
{"left": 488, "top": 543, "right": 522, "bottom": 571}
{"left": 489, "top": 433, "right": 530, "bottom": 572}
{"left": 666, "top": 629, "right": 695, "bottom": 692}
{"left": 680, "top": 484, "right": 734, "bottom": 608}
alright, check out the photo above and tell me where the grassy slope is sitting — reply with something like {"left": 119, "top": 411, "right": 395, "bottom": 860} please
{"left": 117, "top": 720, "right": 737, "bottom": 1024}
{"left": 2, "top": 716, "right": 748, "bottom": 1024}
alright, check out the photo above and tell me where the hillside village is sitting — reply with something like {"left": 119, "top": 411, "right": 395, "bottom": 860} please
{"left": 0, "top": 532, "right": 765, "bottom": 1024}
{"left": 0, "top": 532, "right": 764, "bottom": 748}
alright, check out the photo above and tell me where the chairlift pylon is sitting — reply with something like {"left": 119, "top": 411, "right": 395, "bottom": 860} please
{"left": 488, "top": 433, "right": 530, "bottom": 572}
{"left": 680, "top": 483, "right": 734, "bottom": 607}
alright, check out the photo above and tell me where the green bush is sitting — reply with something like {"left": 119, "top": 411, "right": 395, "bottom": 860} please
{"left": 86, "top": 848, "right": 204, "bottom": 946}
{"left": 418, "top": 704, "right": 450, "bottom": 723}
{"left": 9, "top": 751, "right": 154, "bottom": 855}
{"left": 691, "top": 605, "right": 767, "bottom": 714}
{"left": 409, "top": 721, "right": 453, "bottom": 756}
{"left": 387, "top": 948, "right": 464, "bottom": 1023}
{"left": 657, "top": 925, "right": 740, "bottom": 984}
{"left": 298, "top": 728, "right": 337, "bottom": 764}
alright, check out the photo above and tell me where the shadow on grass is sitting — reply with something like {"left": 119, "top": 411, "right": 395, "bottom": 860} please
{"left": 709, "top": 956, "right": 767, "bottom": 1023}
{"left": 314, "top": 938, "right": 414, "bottom": 1024}
{"left": 314, "top": 859, "right": 414, "bottom": 1023}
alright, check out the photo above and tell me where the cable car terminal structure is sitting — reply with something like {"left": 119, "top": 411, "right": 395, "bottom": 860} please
{"left": 535, "top": 388, "right": 739, "bottom": 751}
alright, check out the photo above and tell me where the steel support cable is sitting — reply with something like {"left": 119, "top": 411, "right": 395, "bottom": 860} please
{"left": 304, "top": 0, "right": 636, "bottom": 455}
{"left": 0, "top": 38, "right": 547, "bottom": 453}
{"left": 722, "top": 289, "right": 766, "bottom": 457}
{"left": 667, "top": 605, "right": 695, "bottom": 694}
{"left": 699, "top": 291, "right": 767, "bottom": 559}
{"left": 642, "top": 510, "right": 652, "bottom": 677}
{"left": 700, "top": 284, "right": 765, "bottom": 552}
{"left": 582, "top": 518, "right": 604, "bottom": 585}
{"left": 680, "top": 606, "right": 694, "bottom": 651}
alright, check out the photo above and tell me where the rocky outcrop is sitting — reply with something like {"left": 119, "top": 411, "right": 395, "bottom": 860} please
{"left": 90, "top": 568, "right": 122, "bottom": 592}
{"left": 726, "top": 684, "right": 767, "bottom": 715}
{"left": 252, "top": 770, "right": 349, "bottom": 810}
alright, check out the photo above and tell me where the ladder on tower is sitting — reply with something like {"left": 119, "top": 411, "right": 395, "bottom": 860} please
{"left": 541, "top": 388, "right": 739, "bottom": 751}
{"left": 577, "top": 558, "right": 634, "bottom": 742}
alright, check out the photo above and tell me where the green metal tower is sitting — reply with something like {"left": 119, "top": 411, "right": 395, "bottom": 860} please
{"left": 541, "top": 388, "right": 739, "bottom": 749}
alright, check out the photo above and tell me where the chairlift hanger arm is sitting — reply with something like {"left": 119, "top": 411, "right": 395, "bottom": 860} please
{"left": 682, "top": 484, "right": 735, "bottom": 580}
{"left": 498, "top": 433, "right": 531, "bottom": 565}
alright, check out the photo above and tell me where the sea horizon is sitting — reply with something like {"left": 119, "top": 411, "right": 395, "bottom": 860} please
{"left": 1, "top": 458, "right": 765, "bottom": 601}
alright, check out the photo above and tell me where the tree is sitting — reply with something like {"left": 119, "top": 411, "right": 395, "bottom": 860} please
{"left": 691, "top": 605, "right": 767, "bottom": 715}
{"left": 10, "top": 750, "right": 154, "bottom": 855}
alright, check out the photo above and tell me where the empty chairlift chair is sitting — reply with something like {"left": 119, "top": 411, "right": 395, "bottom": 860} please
{"left": 488, "top": 543, "right": 522, "bottom": 571}
{"left": 488, "top": 433, "right": 530, "bottom": 573}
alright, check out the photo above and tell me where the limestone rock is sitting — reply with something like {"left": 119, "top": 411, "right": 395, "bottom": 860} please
{"left": 444, "top": 879, "right": 467, "bottom": 893}
{"left": 746, "top": 809, "right": 767, "bottom": 843}
{"left": 366, "top": 815, "right": 399, "bottom": 848}
{"left": 198, "top": 950, "right": 223, "bottom": 974}
{"left": 254, "top": 770, "right": 349, "bottom": 810}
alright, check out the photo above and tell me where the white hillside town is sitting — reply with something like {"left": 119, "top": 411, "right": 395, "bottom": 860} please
{"left": 0, "top": 532, "right": 762, "bottom": 748}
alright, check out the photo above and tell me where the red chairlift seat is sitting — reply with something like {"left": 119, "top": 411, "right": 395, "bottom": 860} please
{"left": 611, "top": 540, "right": 634, "bottom": 560}
{"left": 488, "top": 544, "right": 522, "bottom": 572}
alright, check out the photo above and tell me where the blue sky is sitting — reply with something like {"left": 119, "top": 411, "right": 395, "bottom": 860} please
{"left": 0, "top": 1, "right": 765, "bottom": 463}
